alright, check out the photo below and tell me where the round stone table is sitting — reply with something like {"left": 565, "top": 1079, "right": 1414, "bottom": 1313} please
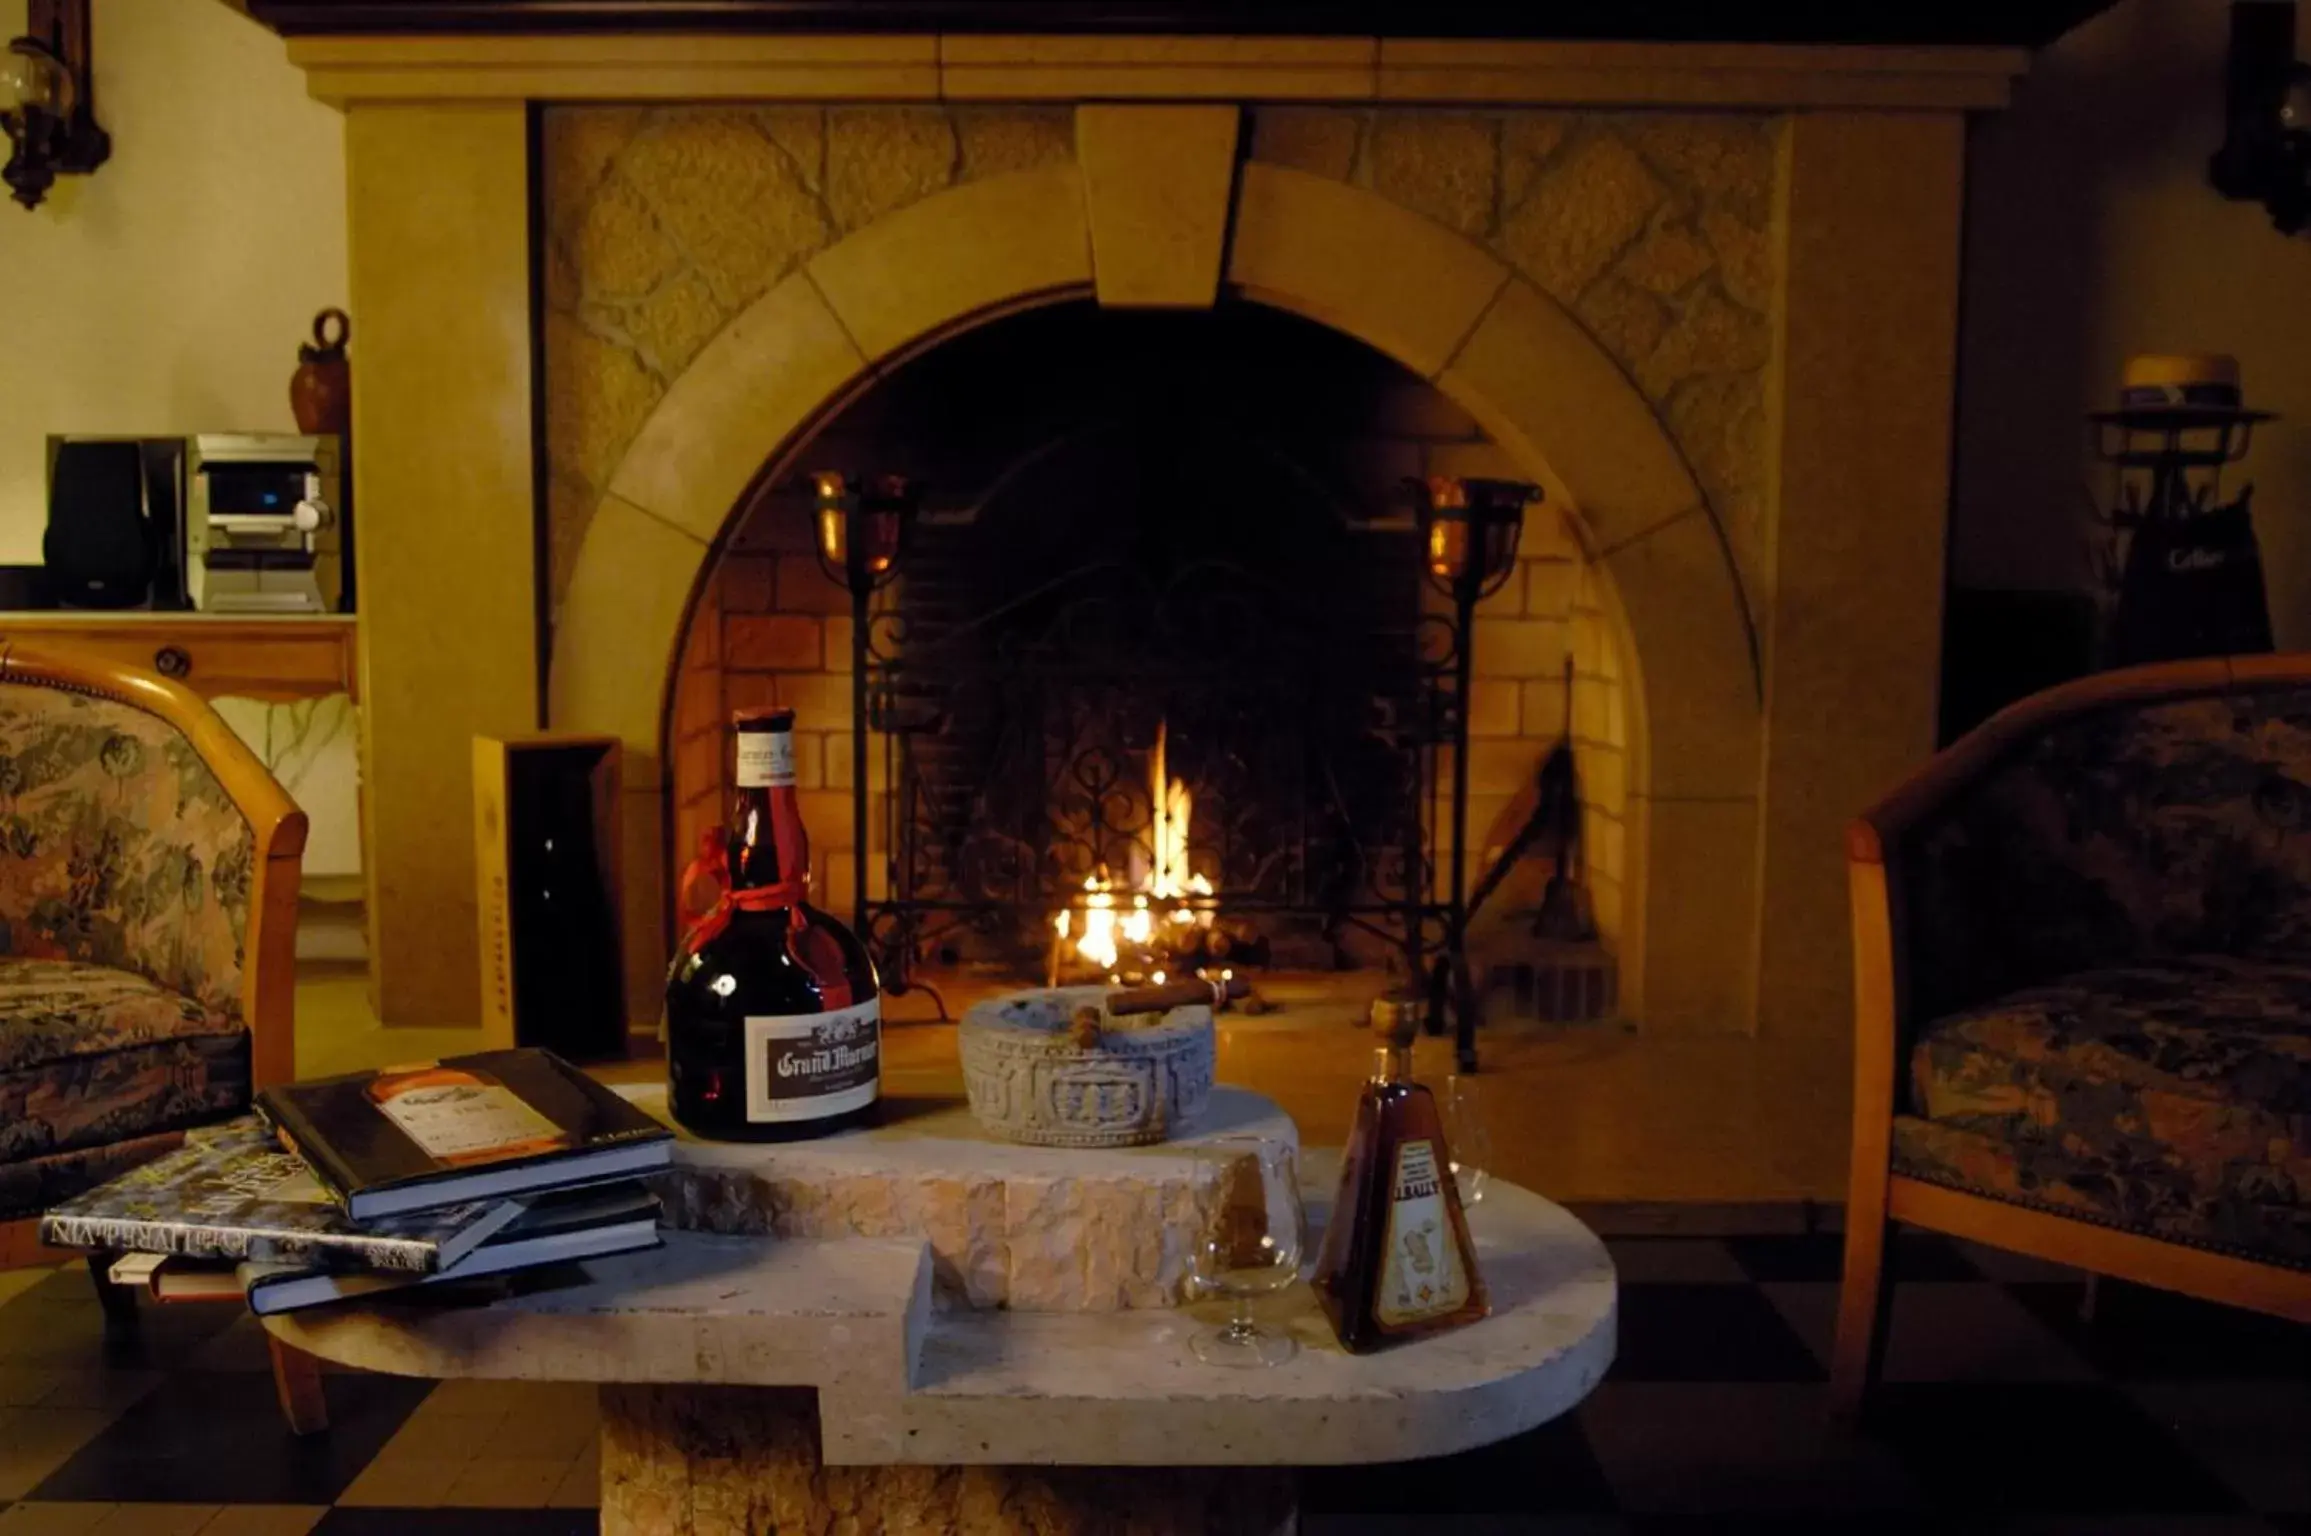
{"left": 261, "top": 1095, "right": 1617, "bottom": 1534}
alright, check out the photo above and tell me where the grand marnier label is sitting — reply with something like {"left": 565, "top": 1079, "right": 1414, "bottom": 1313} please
{"left": 1374, "top": 1137, "right": 1470, "bottom": 1328}
{"left": 734, "top": 729, "right": 797, "bottom": 788}
{"left": 743, "top": 998, "right": 881, "bottom": 1122}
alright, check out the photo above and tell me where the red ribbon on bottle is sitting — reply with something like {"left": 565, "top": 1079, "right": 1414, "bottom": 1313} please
{"left": 675, "top": 830, "right": 860, "bottom": 1011}
{"left": 676, "top": 829, "right": 807, "bottom": 952}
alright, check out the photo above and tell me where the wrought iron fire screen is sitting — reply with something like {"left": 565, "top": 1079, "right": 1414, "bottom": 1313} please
{"left": 844, "top": 427, "right": 1468, "bottom": 1000}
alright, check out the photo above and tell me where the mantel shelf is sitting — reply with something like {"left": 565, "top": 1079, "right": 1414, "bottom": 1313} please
{"left": 242, "top": 1, "right": 2111, "bottom": 51}
{"left": 273, "top": 29, "right": 2039, "bottom": 110}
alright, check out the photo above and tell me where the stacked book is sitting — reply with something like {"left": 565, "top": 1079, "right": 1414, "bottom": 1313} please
{"left": 40, "top": 1048, "right": 673, "bottom": 1315}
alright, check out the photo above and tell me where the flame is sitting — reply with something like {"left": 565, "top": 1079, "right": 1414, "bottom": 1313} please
{"left": 1071, "top": 873, "right": 1120, "bottom": 971}
{"left": 1053, "top": 721, "right": 1216, "bottom": 972}
{"left": 1147, "top": 722, "right": 1215, "bottom": 925}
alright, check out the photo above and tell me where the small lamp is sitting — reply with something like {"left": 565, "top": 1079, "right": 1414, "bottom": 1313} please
{"left": 1411, "top": 476, "right": 1537, "bottom": 600}
{"left": 811, "top": 471, "right": 916, "bottom": 596}
{"left": 1, "top": 0, "right": 108, "bottom": 212}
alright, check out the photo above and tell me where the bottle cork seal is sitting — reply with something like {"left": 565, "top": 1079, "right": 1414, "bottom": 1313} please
{"left": 1368, "top": 993, "right": 1423, "bottom": 1047}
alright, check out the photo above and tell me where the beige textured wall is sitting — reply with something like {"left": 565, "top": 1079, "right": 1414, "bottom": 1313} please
{"left": 1759, "top": 114, "right": 1962, "bottom": 1044}
{"left": 1246, "top": 107, "right": 1781, "bottom": 624}
{"left": 1951, "top": 0, "right": 2311, "bottom": 650}
{"left": 348, "top": 103, "right": 539, "bottom": 1025}
{"left": 540, "top": 104, "right": 1075, "bottom": 616}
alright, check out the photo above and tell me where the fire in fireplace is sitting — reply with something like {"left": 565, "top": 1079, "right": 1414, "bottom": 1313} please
{"left": 1050, "top": 720, "right": 1220, "bottom": 984}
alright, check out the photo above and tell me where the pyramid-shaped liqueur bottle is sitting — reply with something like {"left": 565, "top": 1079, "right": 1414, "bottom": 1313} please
{"left": 1311, "top": 996, "right": 1489, "bottom": 1351}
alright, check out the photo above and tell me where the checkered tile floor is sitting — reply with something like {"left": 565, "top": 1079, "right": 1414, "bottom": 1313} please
{"left": 0, "top": 1232, "right": 2305, "bottom": 1534}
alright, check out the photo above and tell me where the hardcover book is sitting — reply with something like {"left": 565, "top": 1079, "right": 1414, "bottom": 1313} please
{"left": 241, "top": 1184, "right": 663, "bottom": 1316}
{"left": 39, "top": 1120, "right": 521, "bottom": 1273}
{"left": 256, "top": 1047, "right": 673, "bottom": 1221}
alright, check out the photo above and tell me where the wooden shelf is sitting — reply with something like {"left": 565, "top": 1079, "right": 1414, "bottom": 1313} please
{"left": 0, "top": 614, "right": 358, "bottom": 704}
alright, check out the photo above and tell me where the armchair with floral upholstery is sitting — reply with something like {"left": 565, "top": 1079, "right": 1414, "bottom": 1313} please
{"left": 1833, "top": 655, "right": 2311, "bottom": 1414}
{"left": 0, "top": 642, "right": 305, "bottom": 1244}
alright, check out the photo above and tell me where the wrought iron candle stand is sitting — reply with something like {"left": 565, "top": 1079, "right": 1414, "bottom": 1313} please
{"left": 811, "top": 471, "right": 917, "bottom": 961}
{"left": 1411, "top": 476, "right": 1541, "bottom": 1073}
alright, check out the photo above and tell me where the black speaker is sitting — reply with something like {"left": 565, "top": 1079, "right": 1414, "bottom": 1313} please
{"left": 43, "top": 438, "right": 187, "bottom": 611}
{"left": 45, "top": 439, "right": 154, "bottom": 609}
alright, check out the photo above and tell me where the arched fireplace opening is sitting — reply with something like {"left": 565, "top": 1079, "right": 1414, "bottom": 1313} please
{"left": 667, "top": 298, "right": 1633, "bottom": 1020}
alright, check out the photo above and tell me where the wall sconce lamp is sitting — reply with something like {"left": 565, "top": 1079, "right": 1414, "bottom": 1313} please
{"left": 2, "top": 0, "right": 109, "bottom": 211}
{"left": 2209, "top": 0, "right": 2311, "bottom": 234}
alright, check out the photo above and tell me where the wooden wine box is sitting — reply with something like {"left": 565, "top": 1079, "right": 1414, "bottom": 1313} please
{"left": 472, "top": 734, "right": 627, "bottom": 1058}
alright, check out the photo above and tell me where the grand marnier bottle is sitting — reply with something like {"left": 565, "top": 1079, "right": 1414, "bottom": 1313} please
{"left": 665, "top": 708, "right": 880, "bottom": 1140}
{"left": 1310, "top": 996, "right": 1489, "bottom": 1351}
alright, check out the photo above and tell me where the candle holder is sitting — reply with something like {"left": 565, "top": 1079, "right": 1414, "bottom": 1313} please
{"left": 810, "top": 472, "right": 917, "bottom": 947}
{"left": 1414, "top": 475, "right": 1530, "bottom": 603}
{"left": 1407, "top": 475, "right": 1542, "bottom": 1073}
{"left": 812, "top": 471, "right": 914, "bottom": 596}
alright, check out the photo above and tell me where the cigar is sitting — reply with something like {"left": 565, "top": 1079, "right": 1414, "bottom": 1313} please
{"left": 1105, "top": 975, "right": 1251, "bottom": 1016}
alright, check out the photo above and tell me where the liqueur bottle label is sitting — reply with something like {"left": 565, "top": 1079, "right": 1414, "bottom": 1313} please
{"left": 735, "top": 729, "right": 796, "bottom": 788}
{"left": 1373, "top": 1137, "right": 1470, "bottom": 1328}
{"left": 373, "top": 1072, "right": 566, "bottom": 1163}
{"left": 744, "top": 997, "right": 882, "bottom": 1122}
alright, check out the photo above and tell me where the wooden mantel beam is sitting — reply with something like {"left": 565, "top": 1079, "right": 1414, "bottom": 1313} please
{"left": 241, "top": 0, "right": 2114, "bottom": 51}
{"left": 280, "top": 33, "right": 2036, "bottom": 110}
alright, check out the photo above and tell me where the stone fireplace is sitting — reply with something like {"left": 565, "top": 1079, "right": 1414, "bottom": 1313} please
{"left": 298, "top": 29, "right": 2004, "bottom": 1056}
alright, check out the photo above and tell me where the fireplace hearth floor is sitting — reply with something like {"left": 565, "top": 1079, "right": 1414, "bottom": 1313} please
{"left": 293, "top": 963, "right": 1846, "bottom": 1216}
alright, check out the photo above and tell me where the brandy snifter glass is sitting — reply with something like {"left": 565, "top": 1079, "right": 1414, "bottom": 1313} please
{"left": 1443, "top": 1072, "right": 1491, "bottom": 1211}
{"left": 1187, "top": 1134, "right": 1307, "bottom": 1369}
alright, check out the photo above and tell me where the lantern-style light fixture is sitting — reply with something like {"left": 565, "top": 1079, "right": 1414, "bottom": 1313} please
{"left": 2088, "top": 353, "right": 2278, "bottom": 667}
{"left": 2, "top": 0, "right": 109, "bottom": 212}
{"left": 1410, "top": 476, "right": 1538, "bottom": 600}
{"left": 812, "top": 471, "right": 916, "bottom": 596}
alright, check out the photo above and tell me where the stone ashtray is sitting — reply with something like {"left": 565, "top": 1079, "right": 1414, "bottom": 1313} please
{"left": 958, "top": 984, "right": 1216, "bottom": 1147}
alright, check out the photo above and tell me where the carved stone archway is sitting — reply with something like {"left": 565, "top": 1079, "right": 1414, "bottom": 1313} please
{"left": 549, "top": 158, "right": 1763, "bottom": 1032}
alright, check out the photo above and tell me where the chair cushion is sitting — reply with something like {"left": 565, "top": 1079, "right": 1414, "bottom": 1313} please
{"left": 1895, "top": 954, "right": 2311, "bottom": 1268}
{"left": 0, "top": 955, "right": 247, "bottom": 1181}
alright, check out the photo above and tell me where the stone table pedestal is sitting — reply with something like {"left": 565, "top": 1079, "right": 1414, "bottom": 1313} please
{"left": 601, "top": 1385, "right": 1295, "bottom": 1536}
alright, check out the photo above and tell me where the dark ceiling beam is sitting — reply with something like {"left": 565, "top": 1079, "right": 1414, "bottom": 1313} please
{"left": 240, "top": 1, "right": 2117, "bottom": 50}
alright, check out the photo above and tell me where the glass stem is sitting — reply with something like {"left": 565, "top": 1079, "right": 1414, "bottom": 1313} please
{"left": 1227, "top": 1296, "right": 1256, "bottom": 1341}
